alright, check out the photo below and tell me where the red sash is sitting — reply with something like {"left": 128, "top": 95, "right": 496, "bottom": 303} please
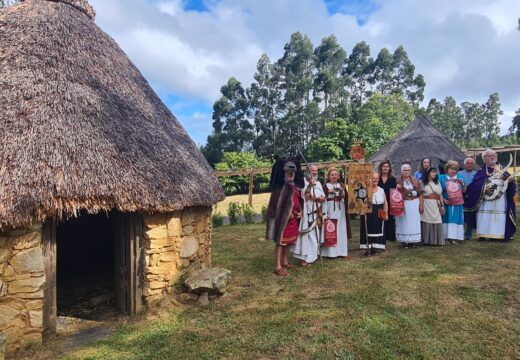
{"left": 323, "top": 219, "right": 338, "bottom": 247}
{"left": 389, "top": 188, "right": 405, "bottom": 216}
{"left": 446, "top": 179, "right": 464, "bottom": 205}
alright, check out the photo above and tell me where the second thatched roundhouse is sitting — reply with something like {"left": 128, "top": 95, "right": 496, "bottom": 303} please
{"left": 368, "top": 116, "right": 467, "bottom": 176}
{"left": 0, "top": 0, "right": 224, "bottom": 352}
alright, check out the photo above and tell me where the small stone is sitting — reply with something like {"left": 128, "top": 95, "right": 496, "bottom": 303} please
{"left": 0, "top": 279, "right": 6, "bottom": 297}
{"left": 8, "top": 276, "right": 45, "bottom": 294}
{"left": 12, "top": 232, "right": 41, "bottom": 250}
{"left": 180, "top": 237, "right": 199, "bottom": 258}
{"left": 148, "top": 237, "right": 174, "bottom": 249}
{"left": 179, "top": 293, "right": 199, "bottom": 303}
{"left": 144, "top": 226, "right": 168, "bottom": 240}
{"left": 184, "top": 268, "right": 232, "bottom": 295}
{"left": 160, "top": 251, "right": 175, "bottom": 263}
{"left": 3, "top": 265, "right": 15, "bottom": 278}
{"left": 183, "top": 225, "right": 194, "bottom": 236}
{"left": 0, "top": 304, "right": 20, "bottom": 327}
{"left": 25, "top": 300, "right": 43, "bottom": 311}
{"left": 29, "top": 310, "right": 43, "bottom": 328}
{"left": 143, "top": 214, "right": 168, "bottom": 229}
{"left": 196, "top": 292, "right": 209, "bottom": 306}
{"left": 167, "top": 217, "right": 183, "bottom": 237}
{"left": 181, "top": 259, "right": 190, "bottom": 268}
{"left": 10, "top": 247, "right": 44, "bottom": 274}
{"left": 196, "top": 220, "right": 207, "bottom": 234}
{"left": 18, "top": 289, "right": 44, "bottom": 299}
{"left": 150, "top": 253, "right": 161, "bottom": 265}
{"left": 0, "top": 248, "right": 9, "bottom": 264}
{"left": 147, "top": 281, "right": 166, "bottom": 290}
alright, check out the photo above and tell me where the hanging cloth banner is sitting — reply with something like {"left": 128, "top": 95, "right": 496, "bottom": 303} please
{"left": 446, "top": 179, "right": 464, "bottom": 205}
{"left": 389, "top": 188, "right": 405, "bottom": 216}
{"left": 323, "top": 219, "right": 338, "bottom": 247}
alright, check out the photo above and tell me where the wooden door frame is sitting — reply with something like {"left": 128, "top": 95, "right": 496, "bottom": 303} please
{"left": 42, "top": 212, "right": 144, "bottom": 338}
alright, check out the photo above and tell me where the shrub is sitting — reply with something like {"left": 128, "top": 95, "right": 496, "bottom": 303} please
{"left": 212, "top": 210, "right": 224, "bottom": 228}
{"left": 261, "top": 204, "right": 268, "bottom": 223}
{"left": 241, "top": 203, "right": 255, "bottom": 224}
{"left": 228, "top": 202, "right": 241, "bottom": 225}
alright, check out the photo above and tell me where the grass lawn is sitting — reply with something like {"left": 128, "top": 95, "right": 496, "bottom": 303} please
{"left": 214, "top": 193, "right": 270, "bottom": 214}
{"left": 19, "top": 224, "right": 520, "bottom": 359}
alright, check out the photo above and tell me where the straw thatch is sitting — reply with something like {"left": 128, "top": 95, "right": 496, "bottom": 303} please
{"left": 368, "top": 116, "right": 467, "bottom": 176}
{"left": 0, "top": 0, "right": 224, "bottom": 229}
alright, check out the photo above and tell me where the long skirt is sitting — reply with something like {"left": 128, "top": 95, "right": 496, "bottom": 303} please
{"left": 395, "top": 199, "right": 421, "bottom": 243}
{"left": 384, "top": 215, "right": 396, "bottom": 241}
{"left": 360, "top": 204, "right": 385, "bottom": 249}
{"left": 421, "top": 222, "right": 445, "bottom": 245}
{"left": 476, "top": 196, "right": 507, "bottom": 239}
{"left": 442, "top": 204, "right": 464, "bottom": 241}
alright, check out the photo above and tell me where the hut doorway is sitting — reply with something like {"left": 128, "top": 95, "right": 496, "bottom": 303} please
{"left": 42, "top": 212, "right": 143, "bottom": 331}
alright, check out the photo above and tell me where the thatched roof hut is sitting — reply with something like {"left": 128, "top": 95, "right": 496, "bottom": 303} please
{"left": 368, "top": 116, "right": 467, "bottom": 176}
{"left": 0, "top": 0, "right": 224, "bottom": 230}
{"left": 0, "top": 0, "right": 225, "bottom": 352}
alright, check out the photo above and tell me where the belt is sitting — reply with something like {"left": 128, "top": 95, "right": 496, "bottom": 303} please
{"left": 423, "top": 194, "right": 440, "bottom": 200}
{"left": 404, "top": 195, "right": 419, "bottom": 200}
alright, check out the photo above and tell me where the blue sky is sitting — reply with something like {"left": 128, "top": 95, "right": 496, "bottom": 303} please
{"left": 91, "top": 0, "right": 520, "bottom": 145}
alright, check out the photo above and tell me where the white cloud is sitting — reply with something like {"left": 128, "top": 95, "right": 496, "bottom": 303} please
{"left": 89, "top": 0, "right": 520, "bottom": 142}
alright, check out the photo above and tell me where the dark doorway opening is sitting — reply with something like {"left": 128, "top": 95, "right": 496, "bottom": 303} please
{"left": 56, "top": 212, "right": 119, "bottom": 320}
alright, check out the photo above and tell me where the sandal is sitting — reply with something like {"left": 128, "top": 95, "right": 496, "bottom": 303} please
{"left": 273, "top": 268, "right": 289, "bottom": 277}
{"left": 282, "top": 264, "right": 295, "bottom": 269}
{"left": 299, "top": 261, "right": 311, "bottom": 267}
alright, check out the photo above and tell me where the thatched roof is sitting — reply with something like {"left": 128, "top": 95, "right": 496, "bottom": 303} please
{"left": 0, "top": 0, "right": 224, "bottom": 229}
{"left": 368, "top": 116, "right": 467, "bottom": 176}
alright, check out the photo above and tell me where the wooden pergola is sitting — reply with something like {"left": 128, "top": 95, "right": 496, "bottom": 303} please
{"left": 464, "top": 145, "right": 520, "bottom": 173}
{"left": 215, "top": 160, "right": 354, "bottom": 206}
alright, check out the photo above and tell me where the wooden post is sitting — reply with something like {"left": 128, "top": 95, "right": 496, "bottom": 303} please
{"left": 514, "top": 150, "right": 517, "bottom": 175}
{"left": 248, "top": 171, "right": 253, "bottom": 207}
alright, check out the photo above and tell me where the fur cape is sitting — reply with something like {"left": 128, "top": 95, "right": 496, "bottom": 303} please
{"left": 265, "top": 155, "right": 304, "bottom": 244}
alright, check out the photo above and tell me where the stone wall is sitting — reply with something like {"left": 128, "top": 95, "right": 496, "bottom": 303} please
{"left": 0, "top": 223, "right": 45, "bottom": 352}
{"left": 143, "top": 206, "right": 212, "bottom": 305}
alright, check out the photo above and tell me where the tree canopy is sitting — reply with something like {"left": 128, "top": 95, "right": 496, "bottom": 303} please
{"left": 203, "top": 32, "right": 505, "bottom": 166}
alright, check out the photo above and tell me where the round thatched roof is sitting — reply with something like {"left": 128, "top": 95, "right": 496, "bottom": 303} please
{"left": 0, "top": 0, "right": 224, "bottom": 229}
{"left": 368, "top": 116, "right": 467, "bottom": 176}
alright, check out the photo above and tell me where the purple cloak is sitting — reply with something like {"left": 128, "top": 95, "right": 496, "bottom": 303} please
{"left": 464, "top": 166, "right": 516, "bottom": 241}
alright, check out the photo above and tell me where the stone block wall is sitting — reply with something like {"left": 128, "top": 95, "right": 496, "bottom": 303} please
{"left": 143, "top": 206, "right": 212, "bottom": 304}
{"left": 0, "top": 223, "right": 45, "bottom": 352}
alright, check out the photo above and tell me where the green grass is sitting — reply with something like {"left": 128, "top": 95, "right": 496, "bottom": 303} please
{"left": 19, "top": 225, "right": 520, "bottom": 359}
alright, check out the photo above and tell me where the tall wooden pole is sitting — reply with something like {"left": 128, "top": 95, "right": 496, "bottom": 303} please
{"left": 248, "top": 171, "right": 254, "bottom": 207}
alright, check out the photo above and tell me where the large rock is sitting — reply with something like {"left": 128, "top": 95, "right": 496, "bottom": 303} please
{"left": 185, "top": 268, "right": 231, "bottom": 295}
{"left": 10, "top": 247, "right": 44, "bottom": 273}
{"left": 0, "top": 305, "right": 19, "bottom": 327}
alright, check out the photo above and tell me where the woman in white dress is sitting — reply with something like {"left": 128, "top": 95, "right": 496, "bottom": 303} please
{"left": 396, "top": 164, "right": 422, "bottom": 247}
{"left": 321, "top": 167, "right": 349, "bottom": 259}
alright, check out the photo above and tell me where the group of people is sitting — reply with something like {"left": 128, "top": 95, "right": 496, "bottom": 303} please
{"left": 266, "top": 148, "right": 516, "bottom": 277}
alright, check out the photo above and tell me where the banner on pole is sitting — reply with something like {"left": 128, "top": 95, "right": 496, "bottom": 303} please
{"left": 347, "top": 162, "right": 373, "bottom": 214}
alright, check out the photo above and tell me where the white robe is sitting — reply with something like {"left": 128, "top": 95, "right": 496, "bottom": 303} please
{"left": 395, "top": 180, "right": 421, "bottom": 243}
{"left": 320, "top": 182, "right": 349, "bottom": 257}
{"left": 477, "top": 195, "right": 507, "bottom": 239}
{"left": 291, "top": 179, "right": 326, "bottom": 263}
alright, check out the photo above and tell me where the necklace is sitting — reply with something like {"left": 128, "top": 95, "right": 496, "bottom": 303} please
{"left": 485, "top": 165, "right": 497, "bottom": 176}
